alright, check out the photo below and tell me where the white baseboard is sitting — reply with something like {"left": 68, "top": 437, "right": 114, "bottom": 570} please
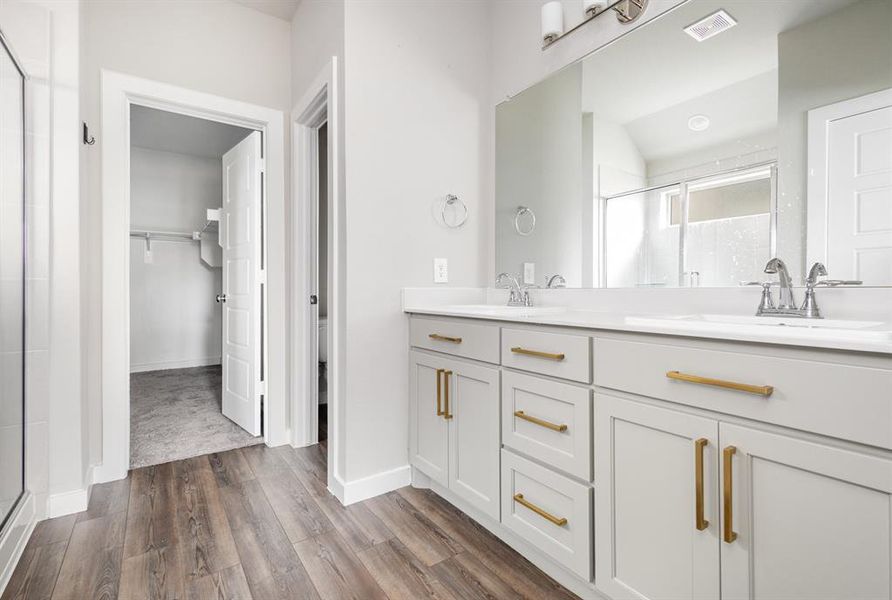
{"left": 340, "top": 464, "right": 411, "bottom": 506}
{"left": 129, "top": 356, "right": 221, "bottom": 373}
{"left": 329, "top": 473, "right": 346, "bottom": 505}
{"left": 47, "top": 487, "right": 90, "bottom": 519}
{"left": 0, "top": 493, "right": 36, "bottom": 597}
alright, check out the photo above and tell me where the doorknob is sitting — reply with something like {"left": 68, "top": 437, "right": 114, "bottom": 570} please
{"left": 216, "top": 294, "right": 227, "bottom": 303}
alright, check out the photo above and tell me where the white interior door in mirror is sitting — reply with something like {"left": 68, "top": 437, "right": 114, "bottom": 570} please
{"left": 809, "top": 88, "right": 892, "bottom": 285}
{"left": 221, "top": 131, "right": 262, "bottom": 435}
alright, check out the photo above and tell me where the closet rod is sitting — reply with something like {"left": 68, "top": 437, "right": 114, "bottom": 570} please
{"left": 129, "top": 229, "right": 198, "bottom": 242}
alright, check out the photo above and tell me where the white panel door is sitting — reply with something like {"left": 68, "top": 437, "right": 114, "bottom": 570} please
{"left": 221, "top": 131, "right": 263, "bottom": 435}
{"left": 826, "top": 103, "right": 892, "bottom": 283}
{"left": 595, "top": 393, "right": 720, "bottom": 600}
{"left": 446, "top": 359, "right": 500, "bottom": 520}
{"left": 408, "top": 351, "right": 449, "bottom": 487}
{"left": 720, "top": 423, "right": 892, "bottom": 600}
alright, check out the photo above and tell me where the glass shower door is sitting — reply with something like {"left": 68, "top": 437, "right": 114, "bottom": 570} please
{"left": 0, "top": 32, "right": 26, "bottom": 534}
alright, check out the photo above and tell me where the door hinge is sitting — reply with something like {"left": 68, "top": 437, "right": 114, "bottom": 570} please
{"left": 258, "top": 270, "right": 267, "bottom": 285}
{"left": 259, "top": 158, "right": 266, "bottom": 173}
{"left": 259, "top": 380, "right": 267, "bottom": 396}
{"left": 310, "top": 295, "right": 318, "bottom": 305}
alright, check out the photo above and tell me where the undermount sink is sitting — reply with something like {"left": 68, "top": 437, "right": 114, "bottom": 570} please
{"left": 440, "top": 304, "right": 568, "bottom": 317}
{"left": 626, "top": 313, "right": 892, "bottom": 341}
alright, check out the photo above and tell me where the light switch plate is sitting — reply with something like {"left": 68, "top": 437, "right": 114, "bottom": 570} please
{"left": 523, "top": 262, "right": 535, "bottom": 285}
{"left": 434, "top": 258, "right": 448, "bottom": 283}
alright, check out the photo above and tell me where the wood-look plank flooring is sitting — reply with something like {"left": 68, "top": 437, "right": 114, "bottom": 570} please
{"left": 2, "top": 443, "right": 578, "bottom": 600}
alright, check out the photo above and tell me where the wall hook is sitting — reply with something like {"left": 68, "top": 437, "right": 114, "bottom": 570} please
{"left": 83, "top": 122, "right": 96, "bottom": 145}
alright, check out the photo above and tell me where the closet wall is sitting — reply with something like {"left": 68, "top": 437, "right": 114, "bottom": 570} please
{"left": 129, "top": 147, "right": 222, "bottom": 372}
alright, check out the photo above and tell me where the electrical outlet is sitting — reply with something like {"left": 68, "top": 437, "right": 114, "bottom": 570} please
{"left": 523, "top": 262, "right": 535, "bottom": 284}
{"left": 434, "top": 258, "right": 448, "bottom": 283}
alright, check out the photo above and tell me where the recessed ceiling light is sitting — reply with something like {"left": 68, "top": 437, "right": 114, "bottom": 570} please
{"left": 688, "top": 114, "right": 711, "bottom": 131}
{"left": 684, "top": 9, "right": 737, "bottom": 42}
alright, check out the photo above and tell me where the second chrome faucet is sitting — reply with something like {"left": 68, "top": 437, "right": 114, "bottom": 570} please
{"left": 748, "top": 258, "right": 861, "bottom": 319}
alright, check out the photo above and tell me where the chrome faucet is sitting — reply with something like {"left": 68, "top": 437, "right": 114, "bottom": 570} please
{"left": 545, "top": 274, "right": 566, "bottom": 289}
{"left": 763, "top": 258, "right": 796, "bottom": 309}
{"left": 800, "top": 262, "right": 828, "bottom": 318}
{"left": 745, "top": 258, "right": 862, "bottom": 319}
{"left": 496, "top": 272, "right": 533, "bottom": 307}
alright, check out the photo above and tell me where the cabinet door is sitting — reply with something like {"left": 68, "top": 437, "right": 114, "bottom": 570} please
{"left": 720, "top": 423, "right": 892, "bottom": 600}
{"left": 409, "top": 351, "right": 449, "bottom": 487}
{"left": 447, "top": 359, "right": 501, "bottom": 520}
{"left": 595, "top": 393, "right": 720, "bottom": 600}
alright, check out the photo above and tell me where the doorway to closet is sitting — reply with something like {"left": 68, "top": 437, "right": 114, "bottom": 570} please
{"left": 128, "top": 106, "right": 264, "bottom": 468}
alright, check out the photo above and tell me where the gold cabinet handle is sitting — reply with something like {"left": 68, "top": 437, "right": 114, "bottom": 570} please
{"left": 513, "top": 493, "right": 567, "bottom": 526}
{"left": 723, "top": 446, "right": 738, "bottom": 543}
{"left": 429, "top": 333, "right": 462, "bottom": 344}
{"left": 514, "top": 410, "right": 567, "bottom": 432}
{"left": 435, "top": 368, "right": 445, "bottom": 416}
{"left": 667, "top": 371, "right": 773, "bottom": 397}
{"left": 695, "top": 438, "right": 709, "bottom": 531}
{"left": 510, "top": 347, "right": 566, "bottom": 361}
{"left": 443, "top": 370, "right": 453, "bottom": 420}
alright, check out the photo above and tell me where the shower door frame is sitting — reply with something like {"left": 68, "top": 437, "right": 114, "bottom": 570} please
{"left": 0, "top": 27, "right": 28, "bottom": 539}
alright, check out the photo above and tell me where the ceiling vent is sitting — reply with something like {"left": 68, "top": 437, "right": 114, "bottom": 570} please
{"left": 684, "top": 9, "right": 737, "bottom": 42}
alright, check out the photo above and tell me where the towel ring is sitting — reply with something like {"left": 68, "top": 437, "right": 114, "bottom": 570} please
{"left": 442, "top": 194, "right": 469, "bottom": 228}
{"left": 514, "top": 206, "right": 536, "bottom": 236}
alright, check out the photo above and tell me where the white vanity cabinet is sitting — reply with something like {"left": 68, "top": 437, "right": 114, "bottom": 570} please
{"left": 594, "top": 393, "right": 721, "bottom": 600}
{"left": 408, "top": 312, "right": 892, "bottom": 600}
{"left": 594, "top": 332, "right": 892, "bottom": 600}
{"left": 719, "top": 423, "right": 892, "bottom": 600}
{"left": 596, "top": 392, "right": 892, "bottom": 600}
{"left": 408, "top": 349, "right": 501, "bottom": 520}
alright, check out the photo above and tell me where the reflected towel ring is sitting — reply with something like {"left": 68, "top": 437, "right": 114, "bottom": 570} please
{"left": 442, "top": 194, "right": 469, "bottom": 228}
{"left": 515, "top": 206, "right": 536, "bottom": 236}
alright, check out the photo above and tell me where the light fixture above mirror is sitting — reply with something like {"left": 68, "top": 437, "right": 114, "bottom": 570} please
{"left": 541, "top": 0, "right": 651, "bottom": 49}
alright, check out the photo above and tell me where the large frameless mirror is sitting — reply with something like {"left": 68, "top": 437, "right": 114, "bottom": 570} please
{"left": 496, "top": 0, "right": 892, "bottom": 288}
{"left": 0, "top": 30, "right": 26, "bottom": 534}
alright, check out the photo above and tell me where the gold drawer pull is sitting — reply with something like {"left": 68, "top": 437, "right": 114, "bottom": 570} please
{"left": 513, "top": 493, "right": 567, "bottom": 527}
{"left": 694, "top": 438, "right": 708, "bottom": 531}
{"left": 429, "top": 333, "right": 462, "bottom": 344}
{"left": 666, "top": 371, "right": 773, "bottom": 397}
{"left": 511, "top": 347, "right": 566, "bottom": 361}
{"left": 514, "top": 410, "right": 567, "bottom": 432}
{"left": 435, "top": 368, "right": 445, "bottom": 416}
{"left": 443, "top": 370, "right": 454, "bottom": 420}
{"left": 723, "top": 446, "right": 738, "bottom": 544}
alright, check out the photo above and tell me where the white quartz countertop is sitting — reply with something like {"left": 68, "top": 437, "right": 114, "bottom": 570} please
{"left": 404, "top": 304, "right": 892, "bottom": 354}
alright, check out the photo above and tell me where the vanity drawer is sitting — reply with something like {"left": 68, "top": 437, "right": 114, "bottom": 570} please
{"left": 594, "top": 335, "right": 892, "bottom": 449}
{"left": 501, "top": 450, "right": 592, "bottom": 580}
{"left": 502, "top": 371, "right": 592, "bottom": 480}
{"left": 410, "top": 317, "right": 500, "bottom": 364}
{"left": 501, "top": 328, "right": 591, "bottom": 383}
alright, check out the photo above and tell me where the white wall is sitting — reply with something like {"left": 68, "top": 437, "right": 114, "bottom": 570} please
{"left": 81, "top": 0, "right": 291, "bottom": 466}
{"left": 129, "top": 148, "right": 222, "bottom": 372}
{"left": 341, "top": 0, "right": 493, "bottom": 483}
